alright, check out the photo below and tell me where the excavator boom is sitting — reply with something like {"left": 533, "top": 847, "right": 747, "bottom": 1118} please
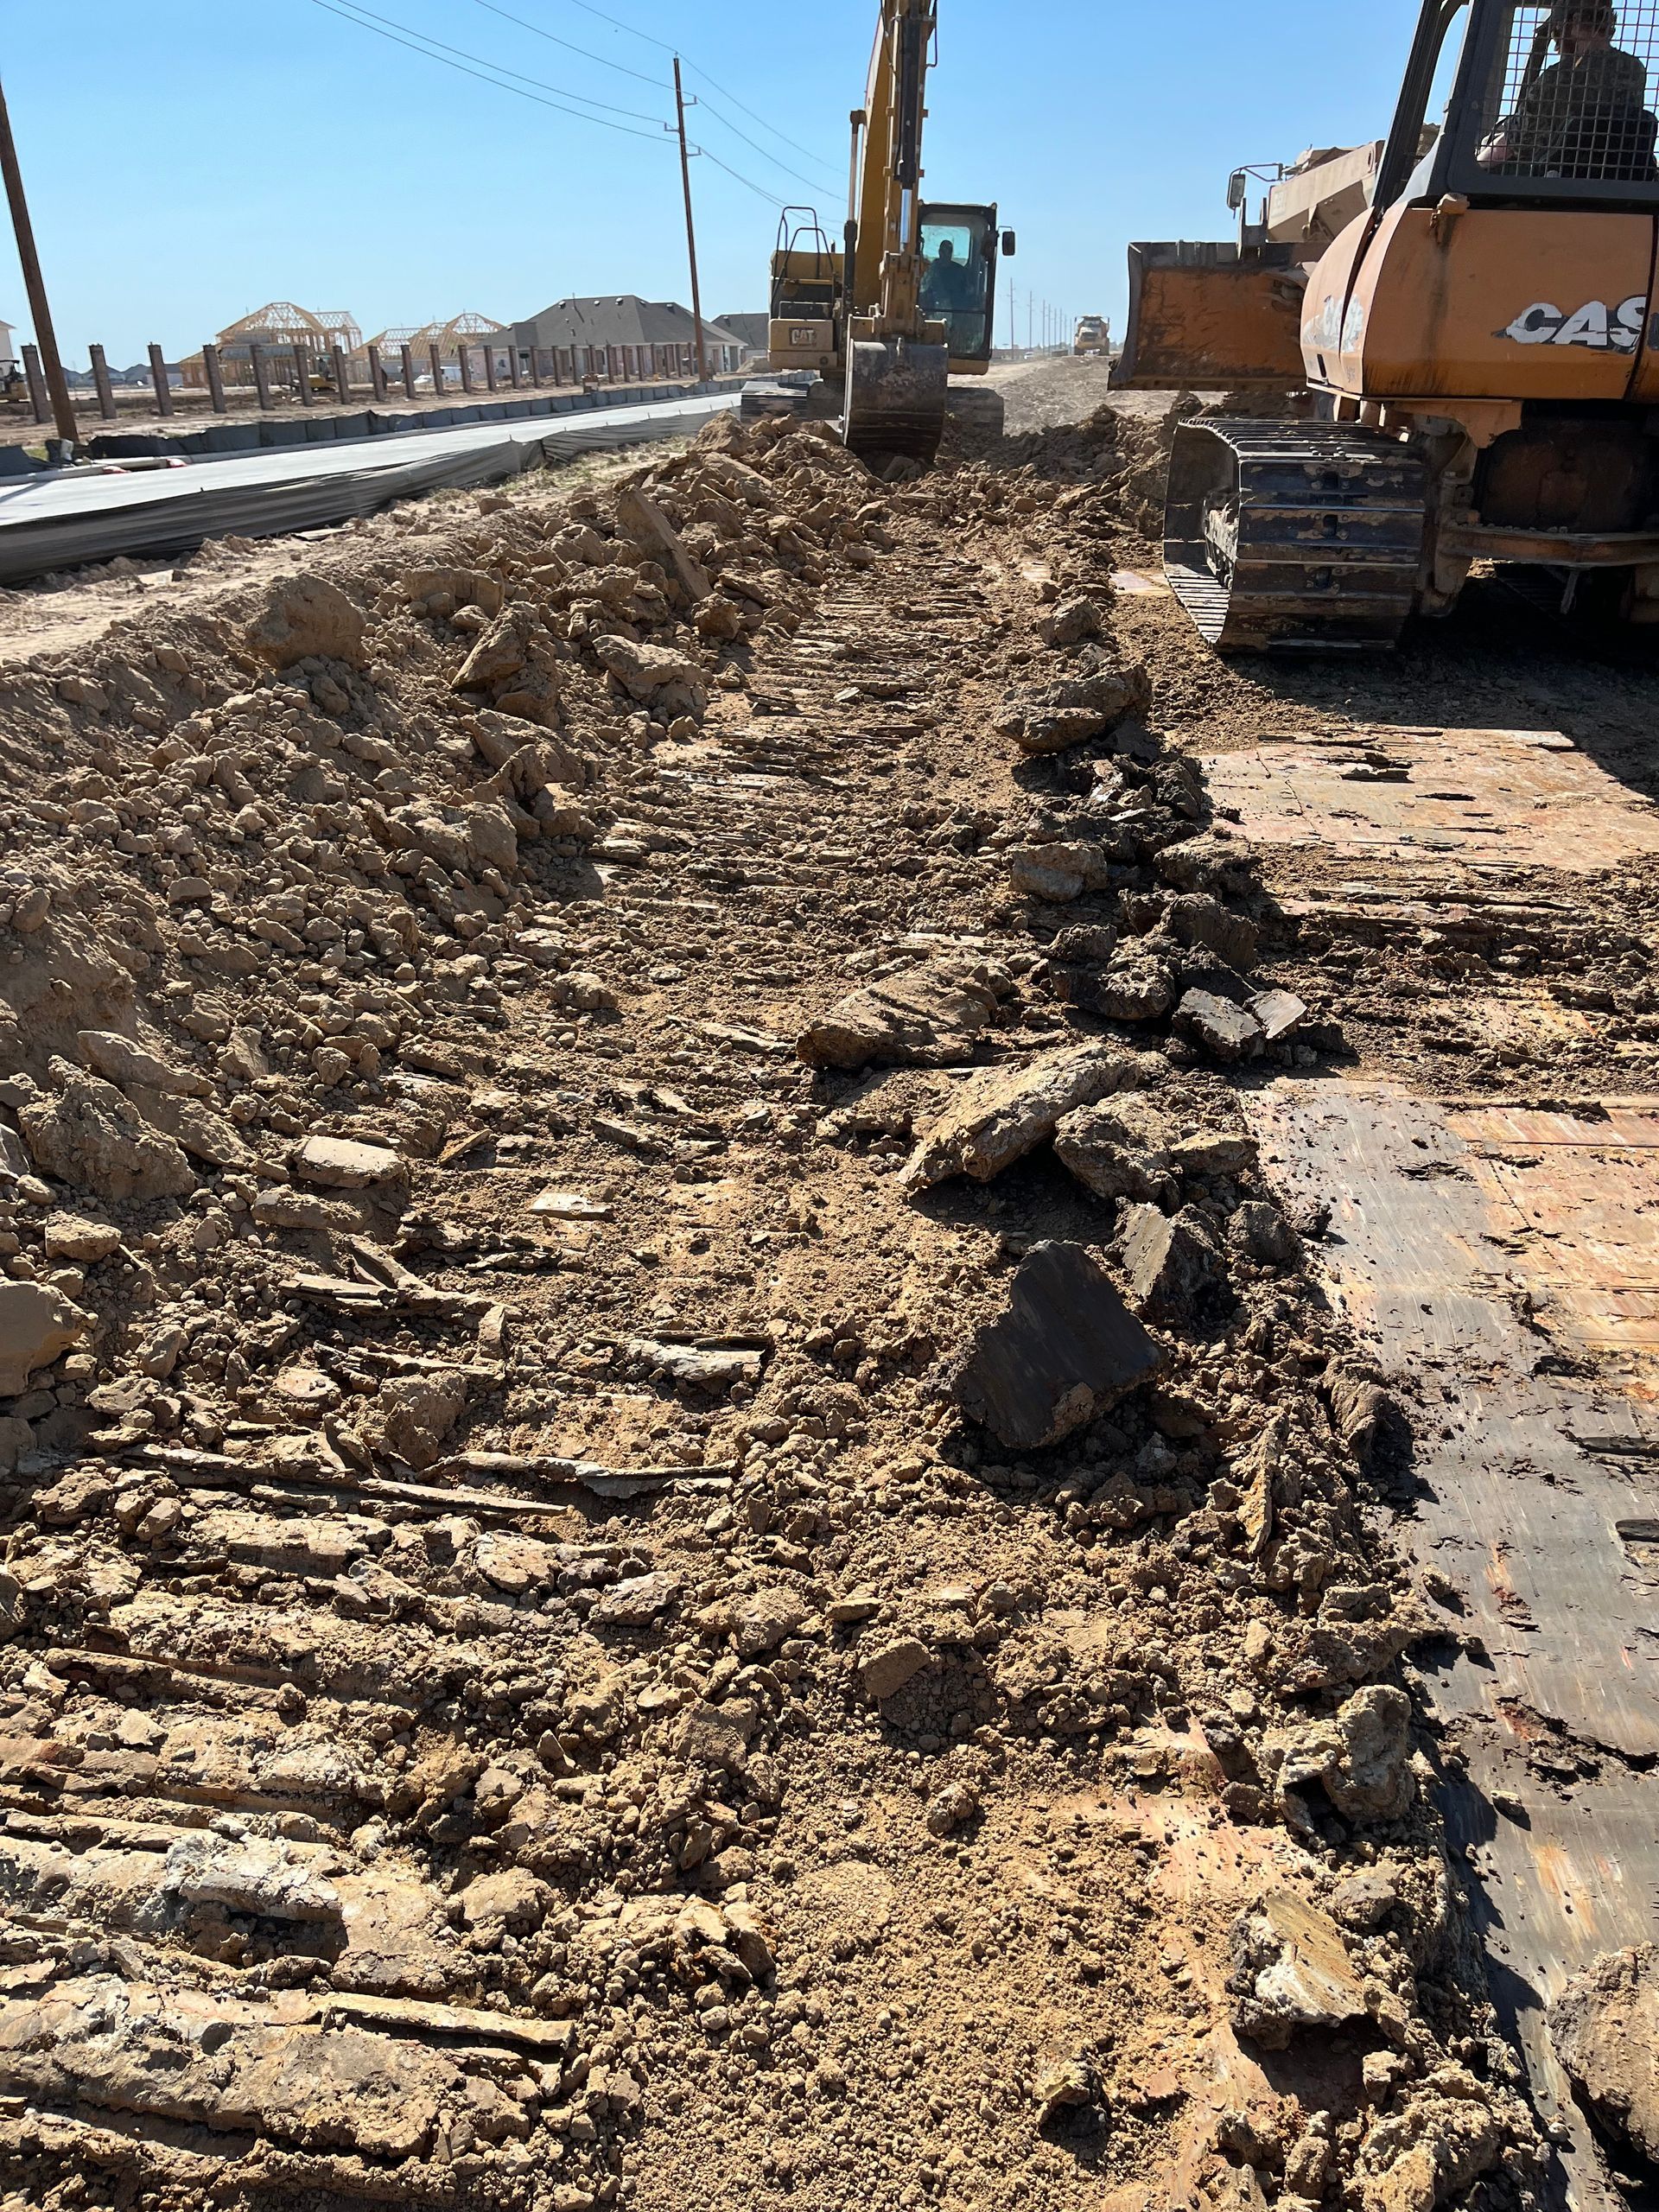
{"left": 842, "top": 0, "right": 950, "bottom": 461}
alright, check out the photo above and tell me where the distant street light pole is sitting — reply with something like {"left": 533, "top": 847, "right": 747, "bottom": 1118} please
{"left": 671, "top": 58, "right": 708, "bottom": 385}
{"left": 0, "top": 76, "right": 75, "bottom": 443}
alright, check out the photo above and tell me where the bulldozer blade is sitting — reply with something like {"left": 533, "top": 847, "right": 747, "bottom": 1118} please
{"left": 842, "top": 339, "right": 949, "bottom": 463}
{"left": 1112, "top": 242, "right": 1307, "bottom": 391}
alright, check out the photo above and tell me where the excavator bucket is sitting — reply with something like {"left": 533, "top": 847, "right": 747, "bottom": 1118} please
{"left": 843, "top": 338, "right": 950, "bottom": 463}
{"left": 1112, "top": 242, "right": 1307, "bottom": 391}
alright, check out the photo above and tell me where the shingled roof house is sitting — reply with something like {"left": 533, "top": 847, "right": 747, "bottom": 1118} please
{"left": 508, "top": 296, "right": 748, "bottom": 378}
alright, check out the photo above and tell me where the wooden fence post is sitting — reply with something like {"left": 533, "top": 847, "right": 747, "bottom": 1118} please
{"left": 293, "top": 342, "right": 313, "bottom": 405}
{"left": 429, "top": 341, "right": 444, "bottom": 397}
{"left": 399, "top": 343, "right": 416, "bottom": 401}
{"left": 251, "top": 343, "right": 274, "bottom": 411}
{"left": 20, "top": 342, "right": 48, "bottom": 423}
{"left": 332, "top": 343, "right": 350, "bottom": 401}
{"left": 148, "top": 343, "right": 174, "bottom": 416}
{"left": 368, "top": 345, "right": 386, "bottom": 401}
{"left": 201, "top": 342, "right": 227, "bottom": 414}
{"left": 484, "top": 345, "right": 498, "bottom": 393}
{"left": 88, "top": 343, "right": 117, "bottom": 420}
{"left": 458, "top": 344, "right": 474, "bottom": 394}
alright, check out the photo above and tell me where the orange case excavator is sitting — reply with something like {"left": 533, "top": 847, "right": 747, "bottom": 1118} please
{"left": 1116, "top": 0, "right": 1659, "bottom": 648}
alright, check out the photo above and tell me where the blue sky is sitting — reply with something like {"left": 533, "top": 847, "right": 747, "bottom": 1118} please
{"left": 1, "top": 0, "right": 1422, "bottom": 364}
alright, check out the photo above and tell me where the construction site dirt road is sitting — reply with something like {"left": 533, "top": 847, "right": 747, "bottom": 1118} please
{"left": 0, "top": 353, "right": 1655, "bottom": 2212}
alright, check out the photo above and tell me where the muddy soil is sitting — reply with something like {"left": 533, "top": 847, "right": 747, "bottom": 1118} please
{"left": 2, "top": 354, "right": 1646, "bottom": 2212}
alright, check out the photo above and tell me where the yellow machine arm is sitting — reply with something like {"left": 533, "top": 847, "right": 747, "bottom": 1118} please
{"left": 849, "top": 0, "right": 938, "bottom": 339}
{"left": 841, "top": 0, "right": 950, "bottom": 459}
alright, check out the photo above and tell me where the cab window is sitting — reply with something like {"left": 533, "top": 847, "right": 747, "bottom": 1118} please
{"left": 1469, "top": 1, "right": 1659, "bottom": 186}
{"left": 920, "top": 211, "right": 993, "bottom": 359}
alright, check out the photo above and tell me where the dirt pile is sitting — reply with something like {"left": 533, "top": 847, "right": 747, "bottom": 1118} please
{"left": 0, "top": 404, "right": 1544, "bottom": 2212}
{"left": 944, "top": 390, "right": 1187, "bottom": 542}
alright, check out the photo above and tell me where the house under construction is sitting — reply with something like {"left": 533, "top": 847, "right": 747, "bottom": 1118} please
{"left": 360, "top": 314, "right": 508, "bottom": 388}
{"left": 180, "top": 302, "right": 362, "bottom": 391}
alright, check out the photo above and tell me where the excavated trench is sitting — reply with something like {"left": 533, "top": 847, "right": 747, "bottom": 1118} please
{"left": 0, "top": 355, "right": 1654, "bottom": 2212}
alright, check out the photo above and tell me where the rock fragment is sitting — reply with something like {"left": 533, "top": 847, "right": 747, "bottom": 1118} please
{"left": 590, "top": 1570, "right": 683, "bottom": 1629}
{"left": 1550, "top": 1947, "right": 1659, "bottom": 2163}
{"left": 0, "top": 1281, "right": 90, "bottom": 1394}
{"left": 1077, "top": 954, "right": 1178, "bottom": 1024}
{"left": 1007, "top": 842, "right": 1107, "bottom": 903}
{"left": 1354, "top": 2071, "right": 1511, "bottom": 2212}
{"left": 162, "top": 1831, "right": 340, "bottom": 1922}
{"left": 1263, "top": 1684, "right": 1417, "bottom": 1827}
{"left": 1007, "top": 658, "right": 1152, "bottom": 754}
{"left": 626, "top": 1338, "right": 762, "bottom": 1391}
{"left": 947, "top": 1241, "right": 1164, "bottom": 1450}
{"left": 1053, "top": 1096, "right": 1181, "bottom": 1205}
{"left": 856, "top": 1637, "right": 931, "bottom": 1702}
{"left": 1120, "top": 1203, "right": 1225, "bottom": 1325}
{"left": 1232, "top": 1198, "right": 1301, "bottom": 1267}
{"left": 1230, "top": 1891, "right": 1367, "bottom": 2049}
{"left": 925, "top": 1781, "right": 979, "bottom": 1836}
{"left": 614, "top": 483, "right": 712, "bottom": 602}
{"left": 20, "top": 1063, "right": 195, "bottom": 1202}
{"left": 41, "top": 1213, "right": 122, "bottom": 1262}
{"left": 459, "top": 1866, "right": 552, "bottom": 1933}
{"left": 1033, "top": 2056, "right": 1097, "bottom": 2123}
{"left": 1252, "top": 988, "right": 1307, "bottom": 1044}
{"left": 79, "top": 1029, "right": 212, "bottom": 1098}
{"left": 1175, "top": 989, "right": 1263, "bottom": 1061}
{"left": 594, "top": 634, "right": 707, "bottom": 717}
{"left": 245, "top": 574, "right": 366, "bottom": 668}
{"left": 293, "top": 1134, "right": 406, "bottom": 1190}
{"left": 901, "top": 1043, "right": 1160, "bottom": 1192}
{"left": 361, "top": 1370, "right": 467, "bottom": 1471}
{"left": 1038, "top": 596, "right": 1103, "bottom": 647}
{"left": 798, "top": 962, "right": 1001, "bottom": 1070}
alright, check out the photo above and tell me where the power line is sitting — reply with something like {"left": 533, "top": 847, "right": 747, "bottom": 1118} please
{"left": 467, "top": 0, "right": 664, "bottom": 85}
{"left": 681, "top": 56, "right": 839, "bottom": 176}
{"left": 471, "top": 0, "right": 836, "bottom": 191}
{"left": 326, "top": 0, "right": 668, "bottom": 118}
{"left": 693, "top": 142, "right": 787, "bottom": 207}
{"left": 312, "top": 0, "right": 791, "bottom": 201}
{"left": 306, "top": 0, "right": 671, "bottom": 137}
{"left": 521, "top": 0, "right": 841, "bottom": 175}
{"left": 551, "top": 0, "right": 677, "bottom": 54}
{"left": 690, "top": 81, "right": 839, "bottom": 194}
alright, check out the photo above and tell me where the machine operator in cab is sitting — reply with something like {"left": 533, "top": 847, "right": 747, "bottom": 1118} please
{"left": 920, "top": 238, "right": 978, "bottom": 314}
{"left": 1478, "top": 0, "right": 1655, "bottom": 179}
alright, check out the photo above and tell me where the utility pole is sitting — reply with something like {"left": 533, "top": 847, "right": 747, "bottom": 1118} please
{"left": 671, "top": 59, "right": 708, "bottom": 385}
{"left": 0, "top": 76, "right": 75, "bottom": 444}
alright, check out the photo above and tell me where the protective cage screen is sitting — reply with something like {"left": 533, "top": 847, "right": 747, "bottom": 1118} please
{"left": 1475, "top": 2, "right": 1659, "bottom": 180}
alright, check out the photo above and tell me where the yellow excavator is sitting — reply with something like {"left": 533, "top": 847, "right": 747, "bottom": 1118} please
{"left": 766, "top": 0, "right": 1014, "bottom": 460}
{"left": 1115, "top": 0, "right": 1659, "bottom": 648}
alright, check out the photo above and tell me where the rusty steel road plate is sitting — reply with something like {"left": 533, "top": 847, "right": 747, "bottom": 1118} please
{"left": 1249, "top": 1078, "right": 1659, "bottom": 2208}
{"left": 1205, "top": 725, "right": 1659, "bottom": 878}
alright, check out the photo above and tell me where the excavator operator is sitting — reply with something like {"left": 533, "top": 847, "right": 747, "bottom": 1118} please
{"left": 1478, "top": 0, "right": 1656, "bottom": 179}
{"left": 920, "top": 238, "right": 978, "bottom": 314}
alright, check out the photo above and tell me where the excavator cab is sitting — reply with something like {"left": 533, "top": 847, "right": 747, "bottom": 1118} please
{"left": 918, "top": 203, "right": 1005, "bottom": 366}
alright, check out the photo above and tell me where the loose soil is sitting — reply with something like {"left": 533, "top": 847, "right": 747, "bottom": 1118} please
{"left": 0, "top": 352, "right": 1649, "bottom": 2212}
